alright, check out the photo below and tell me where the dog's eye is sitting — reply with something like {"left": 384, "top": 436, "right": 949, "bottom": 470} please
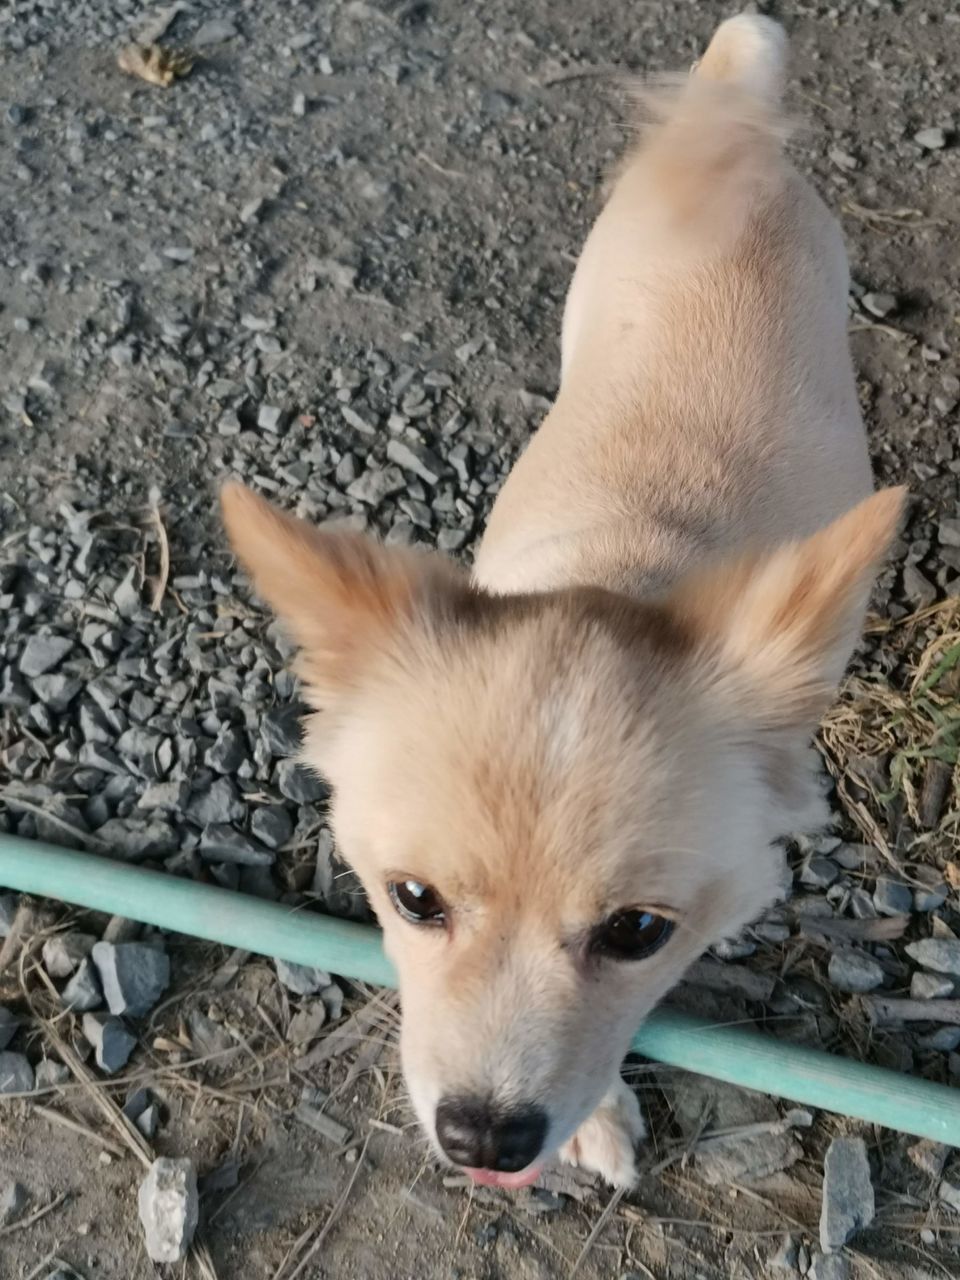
{"left": 591, "top": 909, "right": 674, "bottom": 960}
{"left": 388, "top": 879, "right": 446, "bottom": 927}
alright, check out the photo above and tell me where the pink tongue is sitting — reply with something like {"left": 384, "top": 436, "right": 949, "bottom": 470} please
{"left": 465, "top": 1164, "right": 543, "bottom": 1190}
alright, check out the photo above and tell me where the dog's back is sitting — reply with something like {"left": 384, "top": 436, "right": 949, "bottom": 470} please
{"left": 474, "top": 15, "right": 873, "bottom": 596}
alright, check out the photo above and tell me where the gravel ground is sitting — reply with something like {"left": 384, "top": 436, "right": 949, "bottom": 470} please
{"left": 1, "top": 1, "right": 959, "bottom": 1278}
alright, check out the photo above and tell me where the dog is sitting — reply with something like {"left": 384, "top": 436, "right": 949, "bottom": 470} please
{"left": 222, "top": 14, "right": 904, "bottom": 1190}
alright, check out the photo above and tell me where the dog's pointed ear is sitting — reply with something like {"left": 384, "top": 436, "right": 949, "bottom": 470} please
{"left": 221, "top": 481, "right": 467, "bottom": 702}
{"left": 661, "top": 487, "right": 906, "bottom": 728}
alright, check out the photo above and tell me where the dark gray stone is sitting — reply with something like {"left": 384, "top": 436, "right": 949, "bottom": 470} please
{"left": 138, "top": 781, "right": 190, "bottom": 811}
{"left": 347, "top": 464, "right": 406, "bottom": 505}
{"left": 123, "top": 1086, "right": 151, "bottom": 1121}
{"left": 42, "top": 931, "right": 97, "bottom": 978}
{"left": 30, "top": 673, "right": 83, "bottom": 710}
{"left": 809, "top": 1253, "right": 850, "bottom": 1280}
{"left": 872, "top": 878, "right": 912, "bottom": 916}
{"left": 261, "top": 704, "right": 304, "bottom": 756}
{"left": 0, "top": 1052, "right": 34, "bottom": 1094}
{"left": 200, "top": 824, "right": 274, "bottom": 866}
{"left": 188, "top": 778, "right": 245, "bottom": 826}
{"left": 386, "top": 438, "right": 445, "bottom": 485}
{"left": 91, "top": 941, "right": 170, "bottom": 1017}
{"left": 276, "top": 758, "right": 327, "bottom": 804}
{"left": 204, "top": 724, "right": 247, "bottom": 774}
{"left": 801, "top": 856, "right": 840, "bottom": 889}
{"left": 274, "top": 958, "right": 331, "bottom": 995}
{"left": 820, "top": 1137, "right": 874, "bottom": 1252}
{"left": 82, "top": 1012, "right": 137, "bottom": 1073}
{"left": 62, "top": 958, "right": 103, "bottom": 1012}
{"left": 137, "top": 1104, "right": 160, "bottom": 1139}
{"left": 827, "top": 950, "right": 884, "bottom": 994}
{"left": 0, "top": 1180, "right": 29, "bottom": 1226}
{"left": 906, "top": 939, "right": 960, "bottom": 977}
{"left": 19, "top": 634, "right": 74, "bottom": 677}
{"left": 251, "top": 805, "right": 293, "bottom": 849}
{"left": 0, "top": 1006, "right": 19, "bottom": 1051}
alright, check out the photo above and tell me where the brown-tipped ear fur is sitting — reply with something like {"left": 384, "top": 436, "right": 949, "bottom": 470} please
{"left": 221, "top": 481, "right": 465, "bottom": 701}
{"left": 662, "top": 487, "right": 906, "bottom": 728}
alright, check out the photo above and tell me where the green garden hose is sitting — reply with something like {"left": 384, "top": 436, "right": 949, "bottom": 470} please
{"left": 2, "top": 835, "right": 958, "bottom": 1145}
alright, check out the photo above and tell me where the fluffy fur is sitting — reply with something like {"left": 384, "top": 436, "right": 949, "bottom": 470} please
{"left": 222, "top": 14, "right": 905, "bottom": 1188}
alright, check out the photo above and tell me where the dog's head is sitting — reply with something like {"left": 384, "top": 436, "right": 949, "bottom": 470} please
{"left": 223, "top": 482, "right": 902, "bottom": 1185}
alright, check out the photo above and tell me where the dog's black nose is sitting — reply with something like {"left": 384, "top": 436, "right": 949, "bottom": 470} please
{"left": 435, "top": 1097, "right": 548, "bottom": 1172}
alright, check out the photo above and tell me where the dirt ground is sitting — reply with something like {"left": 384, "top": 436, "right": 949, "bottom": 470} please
{"left": 1, "top": 1, "right": 959, "bottom": 1278}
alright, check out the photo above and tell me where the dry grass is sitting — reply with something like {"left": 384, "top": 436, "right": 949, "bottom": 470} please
{"left": 819, "top": 596, "right": 960, "bottom": 875}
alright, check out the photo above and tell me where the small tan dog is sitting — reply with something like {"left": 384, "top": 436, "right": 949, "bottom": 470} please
{"left": 223, "top": 15, "right": 904, "bottom": 1189}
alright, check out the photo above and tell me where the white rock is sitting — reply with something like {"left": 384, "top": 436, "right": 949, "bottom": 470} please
{"left": 914, "top": 126, "right": 946, "bottom": 150}
{"left": 138, "top": 1158, "right": 199, "bottom": 1264}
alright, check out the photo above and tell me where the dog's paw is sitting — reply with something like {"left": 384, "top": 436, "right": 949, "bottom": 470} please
{"left": 558, "top": 1079, "right": 645, "bottom": 1189}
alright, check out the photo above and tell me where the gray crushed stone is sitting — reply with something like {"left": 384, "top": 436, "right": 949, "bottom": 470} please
{"left": 91, "top": 941, "right": 170, "bottom": 1017}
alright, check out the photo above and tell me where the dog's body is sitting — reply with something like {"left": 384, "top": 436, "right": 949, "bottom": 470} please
{"left": 476, "top": 18, "right": 872, "bottom": 599}
{"left": 223, "top": 16, "right": 903, "bottom": 1191}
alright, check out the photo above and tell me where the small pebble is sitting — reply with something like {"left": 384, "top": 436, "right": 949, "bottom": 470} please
{"left": 239, "top": 196, "right": 265, "bottom": 224}
{"left": 906, "top": 939, "right": 960, "bottom": 977}
{"left": 768, "top": 1234, "right": 798, "bottom": 1271}
{"left": 19, "top": 635, "right": 74, "bottom": 678}
{"left": 288, "top": 1001, "right": 327, "bottom": 1044}
{"left": 914, "top": 126, "right": 947, "bottom": 150}
{"left": 42, "top": 932, "right": 97, "bottom": 979}
{"left": 910, "top": 971, "right": 954, "bottom": 999}
{"left": 82, "top": 1012, "right": 137, "bottom": 1074}
{"left": 61, "top": 958, "right": 103, "bottom": 1012}
{"left": 809, "top": 1254, "right": 850, "bottom": 1280}
{"left": 0, "top": 1007, "right": 19, "bottom": 1051}
{"left": 861, "top": 292, "right": 897, "bottom": 319}
{"left": 0, "top": 896, "right": 17, "bottom": 937}
{"left": 257, "top": 404, "right": 286, "bottom": 433}
{"left": 91, "top": 941, "right": 170, "bottom": 1017}
{"left": 0, "top": 1052, "right": 34, "bottom": 1094}
{"left": 802, "top": 856, "right": 840, "bottom": 889}
{"left": 34, "top": 1060, "right": 70, "bottom": 1089}
{"left": 274, "top": 958, "right": 331, "bottom": 995}
{"left": 137, "top": 1104, "right": 160, "bottom": 1139}
{"left": 872, "top": 878, "right": 913, "bottom": 916}
{"left": 193, "top": 17, "right": 240, "bottom": 45}
{"left": 827, "top": 950, "right": 884, "bottom": 994}
{"left": 0, "top": 1180, "right": 29, "bottom": 1226}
